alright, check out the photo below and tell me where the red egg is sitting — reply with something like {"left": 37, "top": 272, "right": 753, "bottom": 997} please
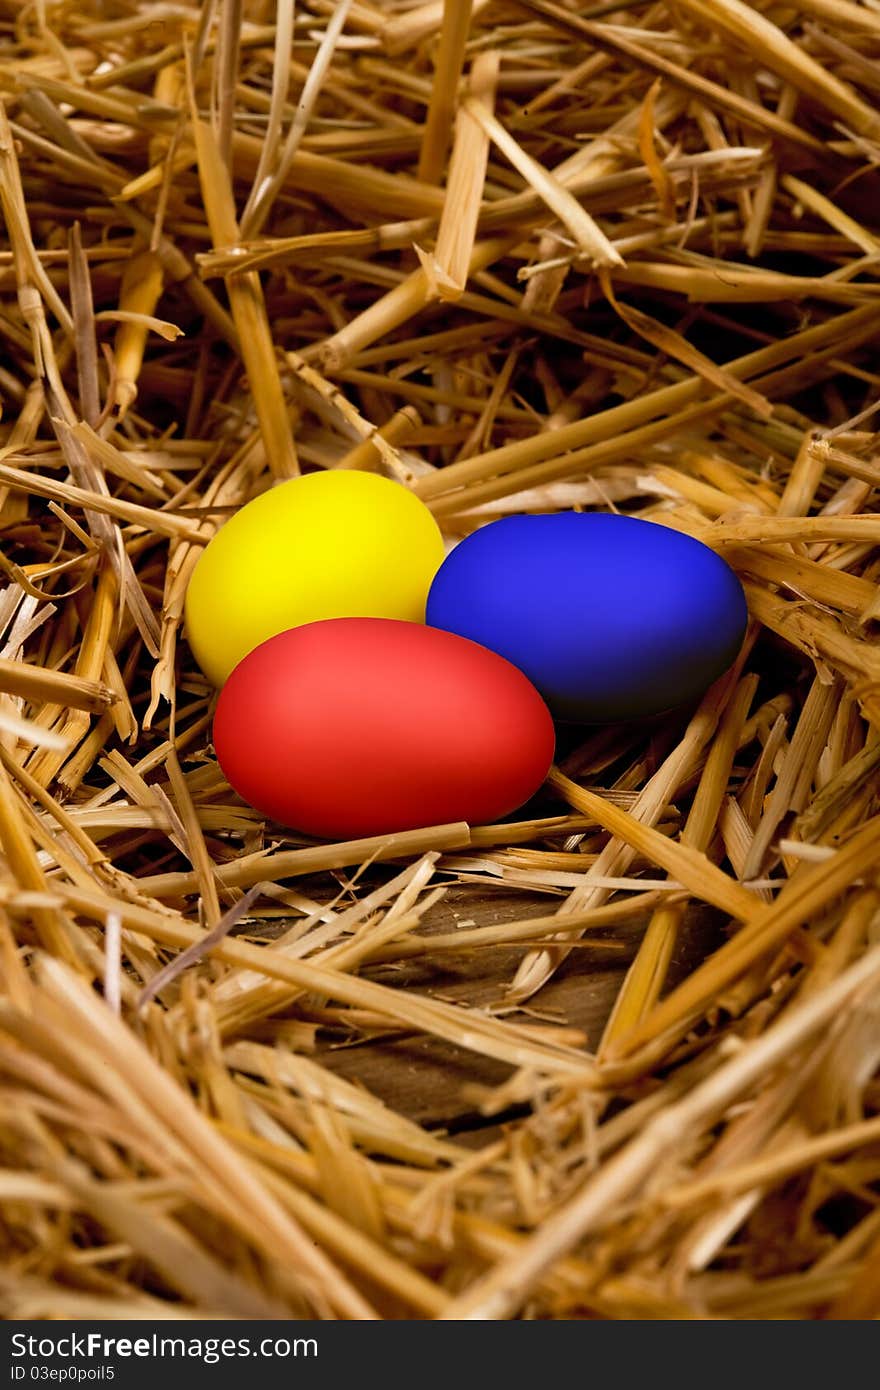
{"left": 213, "top": 618, "right": 556, "bottom": 838}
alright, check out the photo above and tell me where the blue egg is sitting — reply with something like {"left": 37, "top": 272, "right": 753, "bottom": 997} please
{"left": 426, "top": 512, "right": 748, "bottom": 722}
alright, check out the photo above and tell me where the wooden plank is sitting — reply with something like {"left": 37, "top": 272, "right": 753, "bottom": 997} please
{"left": 313, "top": 887, "right": 725, "bottom": 1130}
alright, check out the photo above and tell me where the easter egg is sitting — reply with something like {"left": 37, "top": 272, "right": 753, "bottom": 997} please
{"left": 426, "top": 512, "right": 748, "bottom": 722}
{"left": 185, "top": 470, "right": 445, "bottom": 686}
{"left": 213, "top": 618, "right": 555, "bottom": 838}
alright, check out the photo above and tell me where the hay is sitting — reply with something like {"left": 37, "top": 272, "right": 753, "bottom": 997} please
{"left": 1, "top": 0, "right": 880, "bottom": 1322}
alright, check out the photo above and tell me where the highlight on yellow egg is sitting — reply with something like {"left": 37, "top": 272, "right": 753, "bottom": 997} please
{"left": 184, "top": 469, "right": 446, "bottom": 686}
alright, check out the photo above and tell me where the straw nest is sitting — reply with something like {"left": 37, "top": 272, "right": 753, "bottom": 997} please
{"left": 1, "top": 0, "right": 880, "bottom": 1322}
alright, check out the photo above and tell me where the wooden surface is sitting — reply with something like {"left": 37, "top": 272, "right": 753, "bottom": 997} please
{"left": 313, "top": 886, "right": 725, "bottom": 1133}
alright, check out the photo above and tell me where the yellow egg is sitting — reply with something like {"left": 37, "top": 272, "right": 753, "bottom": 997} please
{"left": 185, "top": 470, "right": 445, "bottom": 686}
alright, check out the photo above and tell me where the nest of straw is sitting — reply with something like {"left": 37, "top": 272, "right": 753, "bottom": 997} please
{"left": 1, "top": 0, "right": 880, "bottom": 1322}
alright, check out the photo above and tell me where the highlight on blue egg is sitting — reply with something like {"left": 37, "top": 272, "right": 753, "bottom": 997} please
{"left": 426, "top": 512, "right": 749, "bottom": 723}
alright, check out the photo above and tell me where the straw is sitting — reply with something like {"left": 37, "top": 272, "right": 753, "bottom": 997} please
{"left": 3, "top": 0, "right": 880, "bottom": 1323}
